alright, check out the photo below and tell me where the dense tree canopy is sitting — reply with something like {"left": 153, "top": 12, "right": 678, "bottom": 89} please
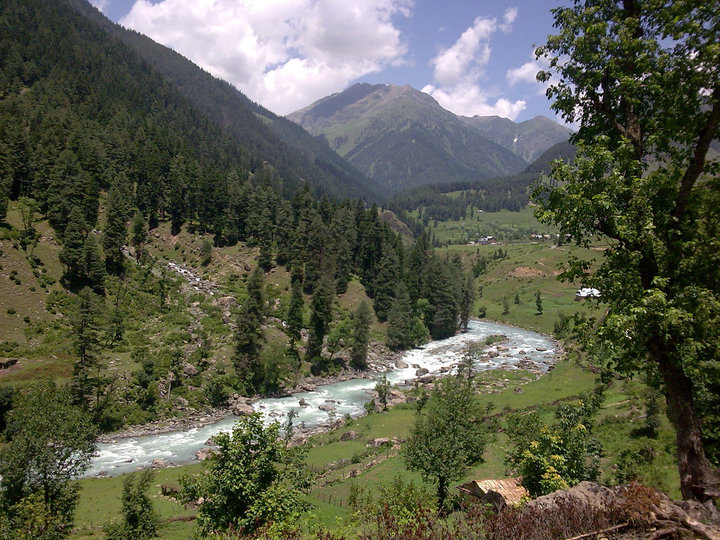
{"left": 534, "top": 0, "right": 720, "bottom": 501}
{"left": 179, "top": 414, "right": 310, "bottom": 535}
{"left": 0, "top": 380, "right": 96, "bottom": 538}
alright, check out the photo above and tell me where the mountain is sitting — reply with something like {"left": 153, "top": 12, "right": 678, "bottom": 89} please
{"left": 287, "top": 84, "right": 528, "bottom": 193}
{"left": 63, "top": 0, "right": 386, "bottom": 203}
{"left": 461, "top": 115, "right": 573, "bottom": 163}
{"left": 524, "top": 140, "right": 577, "bottom": 174}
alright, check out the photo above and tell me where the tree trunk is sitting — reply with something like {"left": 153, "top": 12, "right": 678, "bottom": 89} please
{"left": 658, "top": 359, "right": 720, "bottom": 501}
{"left": 437, "top": 475, "right": 448, "bottom": 513}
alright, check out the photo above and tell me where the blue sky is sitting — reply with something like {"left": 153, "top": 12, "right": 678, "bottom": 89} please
{"left": 91, "top": 0, "right": 565, "bottom": 121}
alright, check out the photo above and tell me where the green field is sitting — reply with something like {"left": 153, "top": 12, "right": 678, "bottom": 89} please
{"left": 70, "top": 356, "right": 679, "bottom": 538}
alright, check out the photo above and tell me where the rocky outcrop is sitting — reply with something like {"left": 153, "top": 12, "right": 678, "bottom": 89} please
{"left": 506, "top": 482, "right": 720, "bottom": 540}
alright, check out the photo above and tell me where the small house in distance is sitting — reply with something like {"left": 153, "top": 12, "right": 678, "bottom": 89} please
{"left": 457, "top": 478, "right": 528, "bottom": 512}
{"left": 575, "top": 287, "right": 601, "bottom": 301}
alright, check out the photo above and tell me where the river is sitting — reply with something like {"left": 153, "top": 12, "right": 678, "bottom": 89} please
{"left": 87, "top": 320, "right": 557, "bottom": 477}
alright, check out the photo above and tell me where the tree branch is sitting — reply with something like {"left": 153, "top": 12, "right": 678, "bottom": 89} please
{"left": 673, "top": 85, "right": 720, "bottom": 222}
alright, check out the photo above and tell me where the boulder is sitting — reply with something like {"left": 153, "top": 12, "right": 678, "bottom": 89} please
{"left": 213, "top": 296, "right": 238, "bottom": 309}
{"left": 341, "top": 430, "right": 359, "bottom": 441}
{"left": 151, "top": 458, "right": 168, "bottom": 469}
{"left": 299, "top": 398, "right": 309, "bottom": 407}
{"left": 415, "top": 367, "right": 429, "bottom": 376}
{"left": 182, "top": 362, "right": 199, "bottom": 377}
{"left": 368, "top": 437, "right": 391, "bottom": 448}
{"left": 395, "top": 359, "right": 409, "bottom": 369}
{"left": 231, "top": 402, "right": 255, "bottom": 416}
{"left": 196, "top": 448, "right": 214, "bottom": 461}
{"left": 318, "top": 404, "right": 336, "bottom": 412}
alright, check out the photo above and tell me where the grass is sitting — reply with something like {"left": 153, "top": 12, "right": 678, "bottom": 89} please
{"left": 4, "top": 203, "right": 683, "bottom": 537}
{"left": 425, "top": 206, "right": 557, "bottom": 245}
{"left": 72, "top": 464, "right": 201, "bottom": 539}
{"left": 66, "top": 354, "right": 680, "bottom": 538}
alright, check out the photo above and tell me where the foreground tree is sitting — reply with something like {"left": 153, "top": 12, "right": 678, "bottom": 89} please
{"left": 506, "top": 398, "right": 602, "bottom": 497}
{"left": 179, "top": 414, "right": 311, "bottom": 536}
{"left": 0, "top": 380, "right": 96, "bottom": 538}
{"left": 535, "top": 0, "right": 720, "bottom": 500}
{"left": 403, "top": 377, "right": 487, "bottom": 510}
{"left": 105, "top": 470, "right": 158, "bottom": 540}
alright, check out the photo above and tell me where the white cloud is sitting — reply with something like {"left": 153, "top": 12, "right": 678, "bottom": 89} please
{"left": 90, "top": 0, "right": 109, "bottom": 11}
{"left": 423, "top": 7, "right": 526, "bottom": 120}
{"left": 422, "top": 83, "right": 526, "bottom": 119}
{"left": 120, "top": 0, "right": 411, "bottom": 115}
{"left": 506, "top": 55, "right": 550, "bottom": 94}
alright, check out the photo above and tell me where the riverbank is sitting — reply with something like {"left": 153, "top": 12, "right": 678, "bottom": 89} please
{"left": 89, "top": 320, "right": 560, "bottom": 476}
{"left": 97, "top": 341, "right": 402, "bottom": 443}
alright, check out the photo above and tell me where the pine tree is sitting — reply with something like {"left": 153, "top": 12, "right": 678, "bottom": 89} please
{"left": 131, "top": 211, "right": 147, "bottom": 262}
{"left": 84, "top": 233, "right": 106, "bottom": 292}
{"left": 459, "top": 272, "right": 475, "bottom": 331}
{"left": 424, "top": 258, "right": 459, "bottom": 340}
{"left": 350, "top": 301, "right": 372, "bottom": 370}
{"left": 307, "top": 275, "right": 333, "bottom": 374}
{"left": 286, "top": 276, "right": 304, "bottom": 342}
{"left": 245, "top": 266, "right": 265, "bottom": 324}
{"left": 103, "top": 185, "right": 128, "bottom": 274}
{"left": 371, "top": 243, "right": 400, "bottom": 322}
{"left": 258, "top": 237, "right": 273, "bottom": 272}
{"left": 60, "top": 206, "right": 88, "bottom": 280}
{"left": 233, "top": 267, "right": 266, "bottom": 394}
{"left": 232, "top": 304, "right": 263, "bottom": 395}
{"left": 535, "top": 291, "right": 543, "bottom": 315}
{"left": 387, "top": 282, "right": 414, "bottom": 351}
{"left": 274, "top": 200, "right": 294, "bottom": 267}
{"left": 71, "top": 287, "right": 102, "bottom": 410}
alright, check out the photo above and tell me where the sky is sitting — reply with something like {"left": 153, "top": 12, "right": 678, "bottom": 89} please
{"left": 91, "top": 0, "right": 565, "bottom": 122}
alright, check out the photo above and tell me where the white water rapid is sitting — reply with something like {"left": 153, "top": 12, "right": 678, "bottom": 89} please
{"left": 87, "top": 320, "right": 557, "bottom": 477}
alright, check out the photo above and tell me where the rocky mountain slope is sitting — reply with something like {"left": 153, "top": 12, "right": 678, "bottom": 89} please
{"left": 461, "top": 114, "right": 573, "bottom": 163}
{"left": 287, "top": 83, "right": 529, "bottom": 192}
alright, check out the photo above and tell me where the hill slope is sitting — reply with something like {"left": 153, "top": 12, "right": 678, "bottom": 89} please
{"left": 63, "top": 0, "right": 386, "bottom": 202}
{"left": 461, "top": 114, "right": 573, "bottom": 163}
{"left": 287, "top": 84, "right": 528, "bottom": 192}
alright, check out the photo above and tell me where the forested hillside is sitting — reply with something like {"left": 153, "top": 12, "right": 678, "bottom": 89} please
{"left": 0, "top": 0, "right": 475, "bottom": 432}
{"left": 63, "top": 0, "right": 387, "bottom": 203}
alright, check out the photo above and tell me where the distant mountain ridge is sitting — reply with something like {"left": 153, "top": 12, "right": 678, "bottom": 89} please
{"left": 461, "top": 114, "right": 573, "bottom": 163}
{"left": 288, "top": 84, "right": 530, "bottom": 192}
{"left": 288, "top": 84, "right": 571, "bottom": 193}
